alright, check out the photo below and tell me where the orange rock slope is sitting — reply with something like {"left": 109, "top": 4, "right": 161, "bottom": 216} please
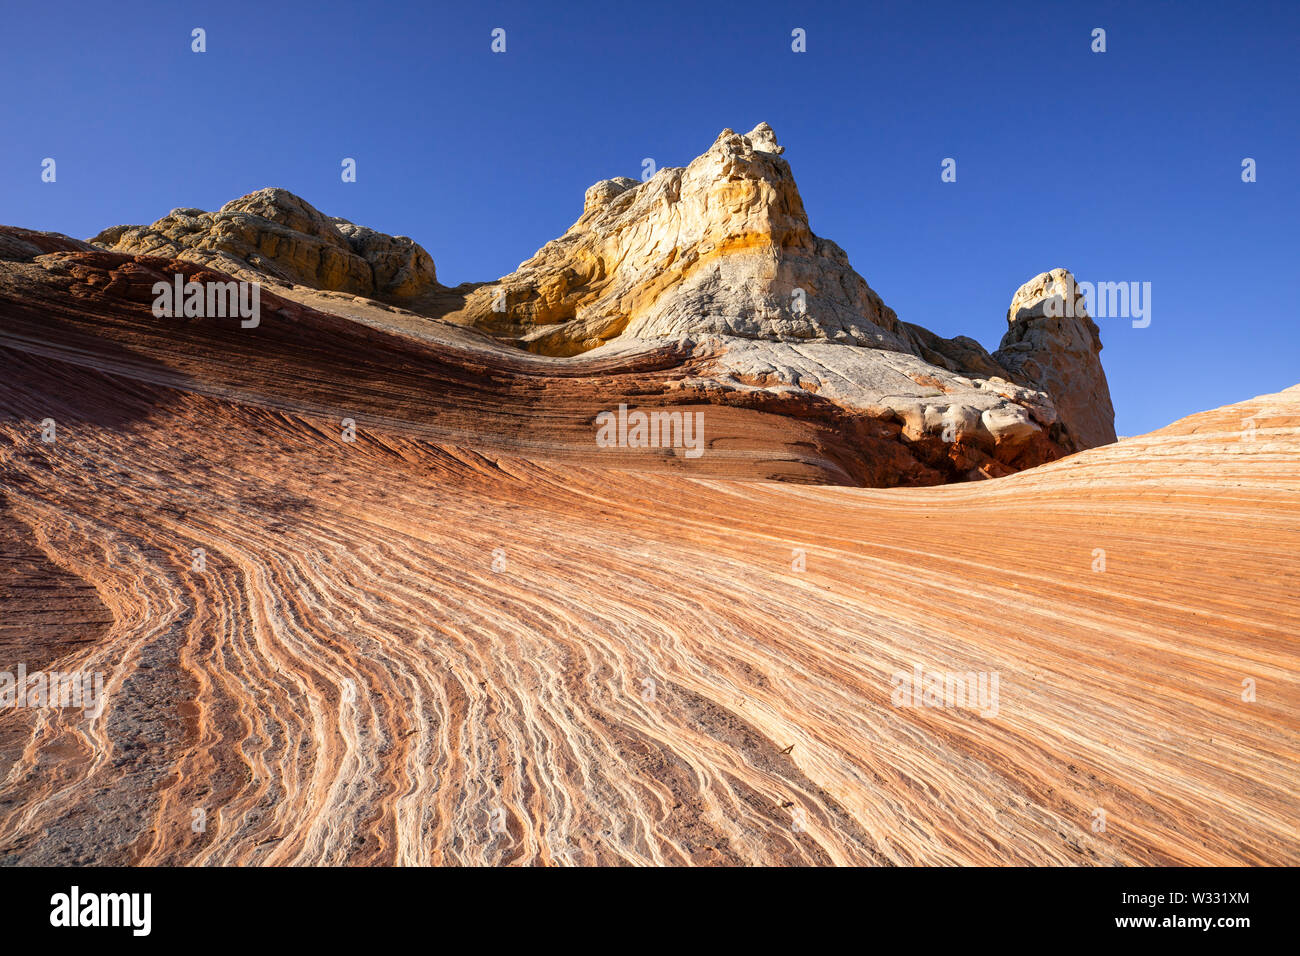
{"left": 0, "top": 248, "right": 1296, "bottom": 866}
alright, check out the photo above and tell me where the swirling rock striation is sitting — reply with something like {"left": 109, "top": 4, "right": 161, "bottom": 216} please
{"left": 0, "top": 247, "right": 1295, "bottom": 865}
{"left": 0, "top": 126, "right": 1287, "bottom": 867}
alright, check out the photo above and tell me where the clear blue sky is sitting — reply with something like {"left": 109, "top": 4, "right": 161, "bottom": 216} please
{"left": 3, "top": 0, "right": 1296, "bottom": 436}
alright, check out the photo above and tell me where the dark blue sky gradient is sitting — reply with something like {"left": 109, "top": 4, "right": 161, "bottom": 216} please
{"left": 3, "top": 0, "right": 1296, "bottom": 435}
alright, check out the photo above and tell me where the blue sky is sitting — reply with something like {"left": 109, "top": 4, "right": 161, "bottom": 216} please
{"left": 3, "top": 0, "right": 1296, "bottom": 436}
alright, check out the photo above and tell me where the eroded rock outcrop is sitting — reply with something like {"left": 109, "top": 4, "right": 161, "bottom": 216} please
{"left": 4, "top": 122, "right": 1119, "bottom": 484}
{"left": 90, "top": 188, "right": 440, "bottom": 301}
{"left": 994, "top": 269, "right": 1117, "bottom": 448}
{"left": 1, "top": 314, "right": 1296, "bottom": 863}
{"left": 0, "top": 227, "right": 98, "bottom": 261}
{"left": 447, "top": 123, "right": 913, "bottom": 355}
{"left": 438, "top": 122, "right": 1115, "bottom": 462}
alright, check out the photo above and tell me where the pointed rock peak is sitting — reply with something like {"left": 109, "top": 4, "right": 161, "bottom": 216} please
{"left": 707, "top": 122, "right": 784, "bottom": 159}
{"left": 711, "top": 127, "right": 737, "bottom": 146}
{"left": 745, "top": 122, "right": 784, "bottom": 155}
{"left": 449, "top": 121, "right": 906, "bottom": 354}
{"left": 994, "top": 268, "right": 1115, "bottom": 449}
{"left": 1008, "top": 268, "right": 1090, "bottom": 324}
{"left": 583, "top": 177, "right": 639, "bottom": 216}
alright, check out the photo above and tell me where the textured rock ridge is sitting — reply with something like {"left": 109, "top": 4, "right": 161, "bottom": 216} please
{"left": 0, "top": 226, "right": 98, "bottom": 261}
{"left": 431, "top": 123, "right": 1115, "bottom": 457}
{"left": 13, "top": 122, "right": 1120, "bottom": 478}
{"left": 0, "top": 243, "right": 1061, "bottom": 486}
{"left": 994, "top": 269, "right": 1118, "bottom": 448}
{"left": 91, "top": 188, "right": 440, "bottom": 301}
{"left": 0, "top": 300, "right": 1296, "bottom": 863}
{"left": 447, "top": 123, "right": 913, "bottom": 355}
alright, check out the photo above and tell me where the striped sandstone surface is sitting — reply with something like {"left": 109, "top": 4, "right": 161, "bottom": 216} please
{"left": 0, "top": 283, "right": 1295, "bottom": 863}
{"left": 0, "top": 124, "right": 1293, "bottom": 866}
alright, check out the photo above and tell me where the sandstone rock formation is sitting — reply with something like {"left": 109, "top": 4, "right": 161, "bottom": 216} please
{"left": 429, "top": 124, "right": 1115, "bottom": 461}
{"left": 446, "top": 123, "right": 913, "bottom": 355}
{"left": 0, "top": 240, "right": 1065, "bottom": 485}
{"left": 0, "top": 226, "right": 97, "bottom": 260}
{"left": 0, "top": 124, "right": 1122, "bottom": 492}
{"left": 0, "top": 136, "right": 1295, "bottom": 865}
{"left": 994, "top": 268, "right": 1117, "bottom": 448}
{"left": 90, "top": 188, "right": 441, "bottom": 301}
{"left": 0, "top": 285, "right": 1296, "bottom": 862}
{"left": 77, "top": 124, "right": 1118, "bottom": 471}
